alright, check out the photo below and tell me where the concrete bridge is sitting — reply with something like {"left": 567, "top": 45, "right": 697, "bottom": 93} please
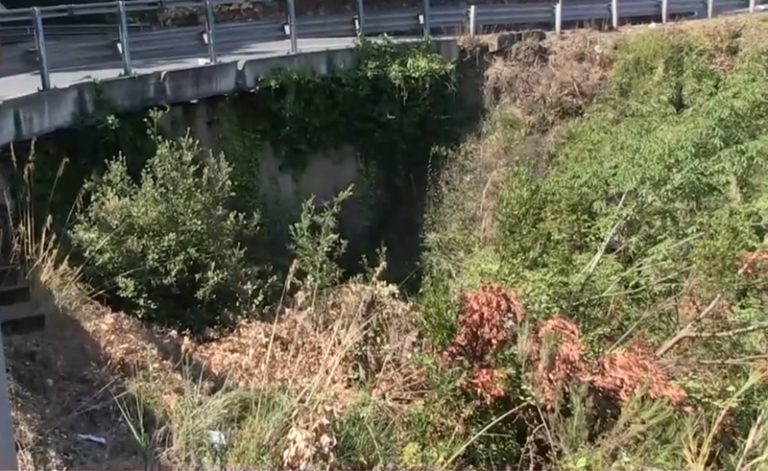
{"left": 0, "top": 38, "right": 459, "bottom": 148}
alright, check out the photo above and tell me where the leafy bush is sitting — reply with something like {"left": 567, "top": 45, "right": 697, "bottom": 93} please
{"left": 72, "top": 131, "right": 261, "bottom": 331}
{"left": 496, "top": 27, "right": 768, "bottom": 349}
{"left": 289, "top": 186, "right": 352, "bottom": 304}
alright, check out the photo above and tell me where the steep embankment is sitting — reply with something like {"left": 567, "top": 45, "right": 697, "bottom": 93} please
{"left": 8, "top": 17, "right": 768, "bottom": 471}
{"left": 421, "top": 16, "right": 768, "bottom": 470}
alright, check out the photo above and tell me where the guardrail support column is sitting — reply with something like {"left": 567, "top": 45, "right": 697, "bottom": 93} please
{"left": 355, "top": 0, "right": 365, "bottom": 36}
{"left": 204, "top": 0, "right": 217, "bottom": 63}
{"left": 117, "top": 1, "right": 133, "bottom": 75}
{"left": 0, "top": 336, "right": 17, "bottom": 471}
{"left": 31, "top": 7, "right": 51, "bottom": 91}
{"left": 611, "top": 0, "right": 619, "bottom": 29}
{"left": 422, "top": 0, "right": 430, "bottom": 39}
{"left": 707, "top": 0, "right": 714, "bottom": 18}
{"left": 749, "top": 0, "right": 755, "bottom": 12}
{"left": 661, "top": 0, "right": 668, "bottom": 23}
{"left": 468, "top": 4, "right": 476, "bottom": 36}
{"left": 554, "top": 1, "right": 562, "bottom": 34}
{"left": 287, "top": 0, "right": 298, "bottom": 53}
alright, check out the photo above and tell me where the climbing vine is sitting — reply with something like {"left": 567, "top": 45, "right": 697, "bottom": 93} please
{"left": 222, "top": 39, "right": 458, "bottom": 189}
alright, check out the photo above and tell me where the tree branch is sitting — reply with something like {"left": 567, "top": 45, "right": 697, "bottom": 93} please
{"left": 655, "top": 294, "right": 722, "bottom": 357}
{"left": 689, "top": 354, "right": 768, "bottom": 366}
{"left": 580, "top": 192, "right": 627, "bottom": 281}
{"left": 694, "top": 321, "right": 768, "bottom": 338}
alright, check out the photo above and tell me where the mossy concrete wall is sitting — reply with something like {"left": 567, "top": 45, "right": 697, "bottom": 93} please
{"left": 159, "top": 100, "right": 374, "bottom": 263}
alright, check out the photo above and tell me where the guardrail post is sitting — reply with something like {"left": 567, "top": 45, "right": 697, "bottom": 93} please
{"left": 468, "top": 4, "right": 476, "bottom": 36}
{"left": 287, "top": 0, "right": 298, "bottom": 53}
{"left": 554, "top": 1, "right": 562, "bottom": 34}
{"left": 0, "top": 336, "right": 17, "bottom": 471}
{"left": 611, "top": 0, "right": 619, "bottom": 29}
{"left": 355, "top": 0, "right": 365, "bottom": 36}
{"left": 422, "top": 0, "right": 430, "bottom": 39}
{"left": 661, "top": 0, "right": 668, "bottom": 23}
{"left": 117, "top": 1, "right": 133, "bottom": 75}
{"left": 707, "top": 0, "right": 714, "bottom": 18}
{"left": 204, "top": 0, "right": 217, "bottom": 63}
{"left": 31, "top": 7, "right": 51, "bottom": 91}
{"left": 749, "top": 0, "right": 755, "bottom": 12}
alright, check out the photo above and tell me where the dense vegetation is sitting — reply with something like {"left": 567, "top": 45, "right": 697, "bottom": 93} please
{"left": 418, "top": 20, "right": 768, "bottom": 470}
{"left": 28, "top": 40, "right": 457, "bottom": 332}
{"left": 16, "top": 19, "right": 768, "bottom": 471}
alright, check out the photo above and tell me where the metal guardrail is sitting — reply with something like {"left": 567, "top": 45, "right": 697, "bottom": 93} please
{"left": 0, "top": 0, "right": 766, "bottom": 91}
{"left": 0, "top": 0, "right": 271, "bottom": 21}
{"left": 0, "top": 23, "right": 150, "bottom": 42}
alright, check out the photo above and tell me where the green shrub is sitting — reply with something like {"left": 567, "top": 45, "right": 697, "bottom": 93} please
{"left": 495, "top": 30, "right": 768, "bottom": 346}
{"left": 289, "top": 186, "right": 352, "bottom": 302}
{"left": 335, "top": 393, "right": 400, "bottom": 468}
{"left": 72, "top": 132, "right": 262, "bottom": 331}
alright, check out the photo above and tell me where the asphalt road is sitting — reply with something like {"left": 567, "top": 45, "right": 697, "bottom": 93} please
{"left": 0, "top": 36, "right": 359, "bottom": 101}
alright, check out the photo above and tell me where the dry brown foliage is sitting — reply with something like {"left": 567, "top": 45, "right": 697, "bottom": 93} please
{"left": 444, "top": 282, "right": 525, "bottom": 366}
{"left": 531, "top": 316, "right": 586, "bottom": 407}
{"left": 529, "top": 316, "right": 686, "bottom": 408}
{"left": 188, "top": 279, "right": 423, "bottom": 409}
{"left": 189, "top": 313, "right": 340, "bottom": 390}
{"left": 484, "top": 32, "right": 615, "bottom": 131}
{"left": 11, "top": 255, "right": 424, "bottom": 469}
{"left": 283, "top": 404, "right": 338, "bottom": 470}
{"left": 441, "top": 283, "right": 524, "bottom": 404}
{"left": 466, "top": 367, "right": 508, "bottom": 406}
{"left": 588, "top": 346, "right": 687, "bottom": 406}
{"left": 442, "top": 281, "right": 687, "bottom": 409}
{"left": 739, "top": 247, "right": 768, "bottom": 278}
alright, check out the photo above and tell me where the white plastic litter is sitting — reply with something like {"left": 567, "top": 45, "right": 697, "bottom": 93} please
{"left": 77, "top": 434, "right": 107, "bottom": 446}
{"left": 207, "top": 430, "right": 227, "bottom": 448}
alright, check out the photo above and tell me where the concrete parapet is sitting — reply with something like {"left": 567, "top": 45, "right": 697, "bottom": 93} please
{"left": 162, "top": 61, "right": 240, "bottom": 103}
{"left": 0, "top": 38, "right": 458, "bottom": 148}
{"left": 239, "top": 48, "right": 359, "bottom": 89}
{"left": 97, "top": 71, "right": 164, "bottom": 111}
{"left": 10, "top": 85, "right": 82, "bottom": 142}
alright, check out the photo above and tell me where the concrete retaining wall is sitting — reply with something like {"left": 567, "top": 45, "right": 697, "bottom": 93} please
{"left": 0, "top": 38, "right": 459, "bottom": 148}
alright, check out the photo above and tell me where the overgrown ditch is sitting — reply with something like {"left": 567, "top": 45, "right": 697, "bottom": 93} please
{"left": 12, "top": 40, "right": 469, "bottom": 311}
{"left": 6, "top": 17, "right": 768, "bottom": 471}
